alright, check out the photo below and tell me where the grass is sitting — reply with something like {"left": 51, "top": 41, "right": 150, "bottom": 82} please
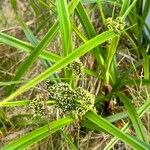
{"left": 0, "top": 0, "right": 150, "bottom": 149}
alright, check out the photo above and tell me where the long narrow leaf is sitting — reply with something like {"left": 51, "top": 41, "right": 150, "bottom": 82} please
{"left": 1, "top": 0, "right": 80, "bottom": 94}
{"left": 0, "top": 100, "right": 54, "bottom": 107}
{"left": 61, "top": 130, "right": 78, "bottom": 150}
{"left": 85, "top": 111, "right": 150, "bottom": 150}
{"left": 0, "top": 32, "right": 61, "bottom": 62}
{"left": 56, "top": 0, "right": 72, "bottom": 56}
{"left": 116, "top": 92, "right": 148, "bottom": 143}
{"left": 104, "top": 98, "right": 150, "bottom": 150}
{"left": 122, "top": 0, "right": 137, "bottom": 20}
{"left": 1, "top": 117, "right": 74, "bottom": 150}
{"left": 141, "top": 46, "right": 150, "bottom": 79}
{"left": 76, "top": 2, "right": 105, "bottom": 68}
{"left": 0, "top": 31, "right": 116, "bottom": 104}
{"left": 105, "top": 36, "right": 119, "bottom": 84}
{"left": 8, "top": 21, "right": 59, "bottom": 94}
{"left": 119, "top": 0, "right": 131, "bottom": 16}
{"left": 17, "top": 17, "right": 38, "bottom": 45}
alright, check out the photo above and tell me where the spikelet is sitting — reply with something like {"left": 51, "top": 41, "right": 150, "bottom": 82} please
{"left": 106, "top": 17, "right": 126, "bottom": 34}
{"left": 74, "top": 87, "right": 95, "bottom": 117}
{"left": 46, "top": 82, "right": 76, "bottom": 114}
{"left": 66, "top": 60, "right": 83, "bottom": 76}
{"left": 29, "top": 95, "right": 46, "bottom": 118}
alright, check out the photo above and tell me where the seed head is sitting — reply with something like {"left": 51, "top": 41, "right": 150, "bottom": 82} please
{"left": 47, "top": 82, "right": 73, "bottom": 99}
{"left": 106, "top": 17, "right": 126, "bottom": 34}
{"left": 46, "top": 82, "right": 96, "bottom": 118}
{"left": 66, "top": 60, "right": 83, "bottom": 76}
{"left": 74, "top": 87, "right": 95, "bottom": 117}
{"left": 47, "top": 82, "right": 76, "bottom": 114}
{"left": 29, "top": 95, "right": 46, "bottom": 118}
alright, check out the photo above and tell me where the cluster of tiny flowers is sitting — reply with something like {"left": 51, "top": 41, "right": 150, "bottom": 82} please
{"left": 47, "top": 82, "right": 76, "bottom": 114}
{"left": 29, "top": 95, "right": 46, "bottom": 118}
{"left": 106, "top": 17, "right": 126, "bottom": 34}
{"left": 66, "top": 60, "right": 83, "bottom": 76}
{"left": 74, "top": 87, "right": 95, "bottom": 117}
{"left": 46, "top": 82, "right": 95, "bottom": 118}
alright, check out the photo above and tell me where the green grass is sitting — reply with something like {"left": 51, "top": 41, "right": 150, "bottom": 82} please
{"left": 0, "top": 0, "right": 150, "bottom": 149}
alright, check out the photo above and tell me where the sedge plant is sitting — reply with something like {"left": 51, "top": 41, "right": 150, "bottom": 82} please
{"left": 0, "top": 0, "right": 150, "bottom": 149}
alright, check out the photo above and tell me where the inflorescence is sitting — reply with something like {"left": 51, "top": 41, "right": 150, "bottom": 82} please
{"left": 66, "top": 60, "right": 83, "bottom": 76}
{"left": 47, "top": 82, "right": 76, "bottom": 114}
{"left": 29, "top": 95, "right": 47, "bottom": 118}
{"left": 29, "top": 82, "right": 95, "bottom": 119}
{"left": 106, "top": 17, "right": 126, "bottom": 34}
{"left": 73, "top": 87, "right": 95, "bottom": 117}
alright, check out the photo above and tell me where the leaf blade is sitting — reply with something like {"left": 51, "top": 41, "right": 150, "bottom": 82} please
{"left": 85, "top": 111, "right": 150, "bottom": 150}
{"left": 1, "top": 117, "right": 74, "bottom": 150}
{"left": 116, "top": 92, "right": 148, "bottom": 143}
{"left": 0, "top": 31, "right": 116, "bottom": 104}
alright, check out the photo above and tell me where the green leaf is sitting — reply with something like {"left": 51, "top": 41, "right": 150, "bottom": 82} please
{"left": 56, "top": 0, "right": 73, "bottom": 82}
{"left": 0, "top": 100, "right": 30, "bottom": 107}
{"left": 105, "top": 36, "right": 119, "bottom": 84}
{"left": 121, "top": 0, "right": 137, "bottom": 20}
{"left": 0, "top": 32, "right": 61, "bottom": 62}
{"left": 129, "top": 11, "right": 150, "bottom": 36}
{"left": 105, "top": 111, "right": 128, "bottom": 122}
{"left": 97, "top": 0, "right": 106, "bottom": 25}
{"left": 141, "top": 46, "right": 150, "bottom": 79}
{"left": 116, "top": 92, "right": 148, "bottom": 143}
{"left": 1, "top": 117, "right": 74, "bottom": 150}
{"left": 120, "top": 79, "right": 150, "bottom": 87}
{"left": 142, "top": 0, "right": 150, "bottom": 21}
{"left": 0, "top": 81, "right": 26, "bottom": 86}
{"left": 119, "top": 0, "right": 131, "bottom": 16}
{"left": 61, "top": 130, "right": 78, "bottom": 150}
{"left": 8, "top": 16, "right": 58, "bottom": 94}
{"left": 0, "top": 100, "right": 54, "bottom": 107}
{"left": 81, "top": 0, "right": 116, "bottom": 4}
{"left": 8, "top": 21, "right": 59, "bottom": 94}
{"left": 72, "top": 23, "right": 88, "bottom": 43}
{"left": 17, "top": 17, "right": 38, "bottom": 46}
{"left": 29, "top": 0, "right": 40, "bottom": 16}
{"left": 82, "top": 119, "right": 105, "bottom": 132}
{"left": 85, "top": 111, "right": 150, "bottom": 150}
{"left": 76, "top": 2, "right": 105, "bottom": 68}
{"left": 0, "top": 30, "right": 116, "bottom": 104}
{"left": 56, "top": 0, "right": 72, "bottom": 56}
{"left": 16, "top": 15, "right": 60, "bottom": 78}
{"left": 38, "top": 0, "right": 51, "bottom": 10}
{"left": 104, "top": 98, "right": 150, "bottom": 150}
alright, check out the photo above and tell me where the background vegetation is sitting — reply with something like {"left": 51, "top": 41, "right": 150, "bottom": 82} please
{"left": 0, "top": 0, "right": 150, "bottom": 149}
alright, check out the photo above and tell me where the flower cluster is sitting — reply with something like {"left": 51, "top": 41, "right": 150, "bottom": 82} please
{"left": 29, "top": 95, "right": 46, "bottom": 118}
{"left": 46, "top": 82, "right": 95, "bottom": 118}
{"left": 106, "top": 17, "right": 126, "bottom": 34}
{"left": 47, "top": 82, "right": 76, "bottom": 114}
{"left": 29, "top": 82, "right": 95, "bottom": 119}
{"left": 74, "top": 87, "right": 95, "bottom": 117}
{"left": 66, "top": 60, "right": 83, "bottom": 76}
